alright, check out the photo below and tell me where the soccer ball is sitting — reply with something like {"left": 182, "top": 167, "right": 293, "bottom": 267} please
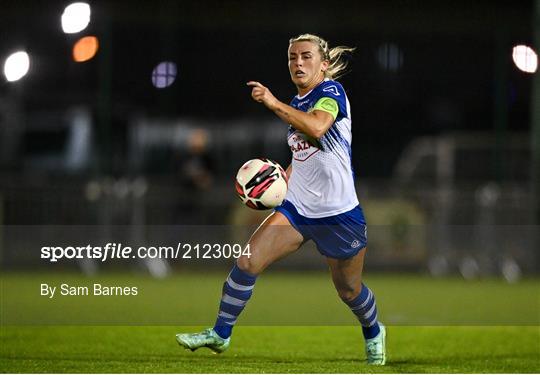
{"left": 235, "top": 158, "right": 288, "bottom": 210}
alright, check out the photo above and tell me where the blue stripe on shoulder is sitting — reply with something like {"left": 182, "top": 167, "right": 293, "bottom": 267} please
{"left": 315, "top": 81, "right": 348, "bottom": 119}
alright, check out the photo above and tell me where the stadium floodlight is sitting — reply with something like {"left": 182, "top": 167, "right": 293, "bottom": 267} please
{"left": 151, "top": 61, "right": 178, "bottom": 88}
{"left": 3, "top": 51, "right": 30, "bottom": 82}
{"left": 73, "top": 36, "right": 99, "bottom": 62}
{"left": 61, "top": 2, "right": 91, "bottom": 34}
{"left": 512, "top": 45, "right": 538, "bottom": 73}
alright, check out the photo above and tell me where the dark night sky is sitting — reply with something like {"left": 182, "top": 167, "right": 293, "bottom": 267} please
{"left": 1, "top": 0, "right": 535, "bottom": 176}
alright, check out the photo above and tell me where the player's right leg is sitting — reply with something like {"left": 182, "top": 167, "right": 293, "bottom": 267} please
{"left": 176, "top": 211, "right": 303, "bottom": 353}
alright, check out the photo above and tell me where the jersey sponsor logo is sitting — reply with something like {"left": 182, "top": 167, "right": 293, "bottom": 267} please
{"left": 288, "top": 132, "right": 319, "bottom": 161}
{"left": 322, "top": 85, "right": 340, "bottom": 96}
{"left": 296, "top": 99, "right": 310, "bottom": 107}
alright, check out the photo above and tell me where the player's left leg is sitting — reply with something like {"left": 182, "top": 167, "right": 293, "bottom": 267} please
{"left": 326, "top": 249, "right": 386, "bottom": 365}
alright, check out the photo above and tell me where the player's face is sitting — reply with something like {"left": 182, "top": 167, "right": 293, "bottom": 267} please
{"left": 288, "top": 41, "right": 329, "bottom": 92}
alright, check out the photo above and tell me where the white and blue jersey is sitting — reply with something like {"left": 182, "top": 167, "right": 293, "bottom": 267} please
{"left": 285, "top": 79, "right": 359, "bottom": 218}
{"left": 275, "top": 79, "right": 367, "bottom": 258}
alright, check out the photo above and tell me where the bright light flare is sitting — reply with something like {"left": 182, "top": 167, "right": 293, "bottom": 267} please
{"left": 61, "top": 2, "right": 91, "bottom": 34}
{"left": 151, "top": 61, "right": 178, "bottom": 88}
{"left": 73, "top": 36, "right": 99, "bottom": 62}
{"left": 3, "top": 51, "right": 30, "bottom": 82}
{"left": 512, "top": 45, "right": 537, "bottom": 73}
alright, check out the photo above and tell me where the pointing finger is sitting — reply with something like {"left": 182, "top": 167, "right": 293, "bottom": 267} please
{"left": 246, "top": 81, "right": 264, "bottom": 88}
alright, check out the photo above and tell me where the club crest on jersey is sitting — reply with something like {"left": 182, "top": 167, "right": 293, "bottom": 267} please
{"left": 322, "top": 85, "right": 340, "bottom": 96}
{"left": 288, "top": 131, "right": 319, "bottom": 161}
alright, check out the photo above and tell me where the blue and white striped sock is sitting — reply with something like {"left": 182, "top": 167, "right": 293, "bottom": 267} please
{"left": 213, "top": 264, "right": 257, "bottom": 339}
{"left": 343, "top": 283, "right": 381, "bottom": 339}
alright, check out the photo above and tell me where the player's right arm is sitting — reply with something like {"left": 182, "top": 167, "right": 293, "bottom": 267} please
{"left": 286, "top": 164, "right": 292, "bottom": 180}
{"left": 247, "top": 81, "right": 334, "bottom": 139}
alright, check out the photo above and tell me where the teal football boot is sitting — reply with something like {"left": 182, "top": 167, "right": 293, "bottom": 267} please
{"left": 176, "top": 328, "right": 230, "bottom": 354}
{"left": 365, "top": 323, "right": 386, "bottom": 365}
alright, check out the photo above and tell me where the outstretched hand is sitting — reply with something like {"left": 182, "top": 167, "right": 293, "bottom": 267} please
{"left": 246, "top": 80, "right": 330, "bottom": 139}
{"left": 247, "top": 81, "right": 279, "bottom": 110}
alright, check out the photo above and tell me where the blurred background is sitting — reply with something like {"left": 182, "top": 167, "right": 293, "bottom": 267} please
{"left": 1, "top": 0, "right": 539, "bottom": 281}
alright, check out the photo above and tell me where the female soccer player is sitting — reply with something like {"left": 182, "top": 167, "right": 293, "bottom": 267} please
{"left": 176, "top": 33, "right": 386, "bottom": 365}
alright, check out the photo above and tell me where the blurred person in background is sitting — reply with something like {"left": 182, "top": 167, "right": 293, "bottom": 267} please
{"left": 175, "top": 128, "right": 215, "bottom": 223}
{"left": 180, "top": 128, "right": 214, "bottom": 191}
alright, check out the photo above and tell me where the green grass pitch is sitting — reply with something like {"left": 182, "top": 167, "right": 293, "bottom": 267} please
{"left": 1, "top": 271, "right": 539, "bottom": 373}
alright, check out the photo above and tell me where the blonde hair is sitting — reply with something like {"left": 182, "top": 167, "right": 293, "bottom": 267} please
{"left": 289, "top": 33, "right": 355, "bottom": 80}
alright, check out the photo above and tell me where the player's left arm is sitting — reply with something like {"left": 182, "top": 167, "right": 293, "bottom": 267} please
{"left": 247, "top": 81, "right": 335, "bottom": 139}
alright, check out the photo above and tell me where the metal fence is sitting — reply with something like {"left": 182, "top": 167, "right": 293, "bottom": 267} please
{"left": 0, "top": 175, "right": 536, "bottom": 280}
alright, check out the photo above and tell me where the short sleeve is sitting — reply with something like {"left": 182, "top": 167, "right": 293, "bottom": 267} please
{"left": 315, "top": 81, "right": 348, "bottom": 119}
{"left": 313, "top": 97, "right": 339, "bottom": 120}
